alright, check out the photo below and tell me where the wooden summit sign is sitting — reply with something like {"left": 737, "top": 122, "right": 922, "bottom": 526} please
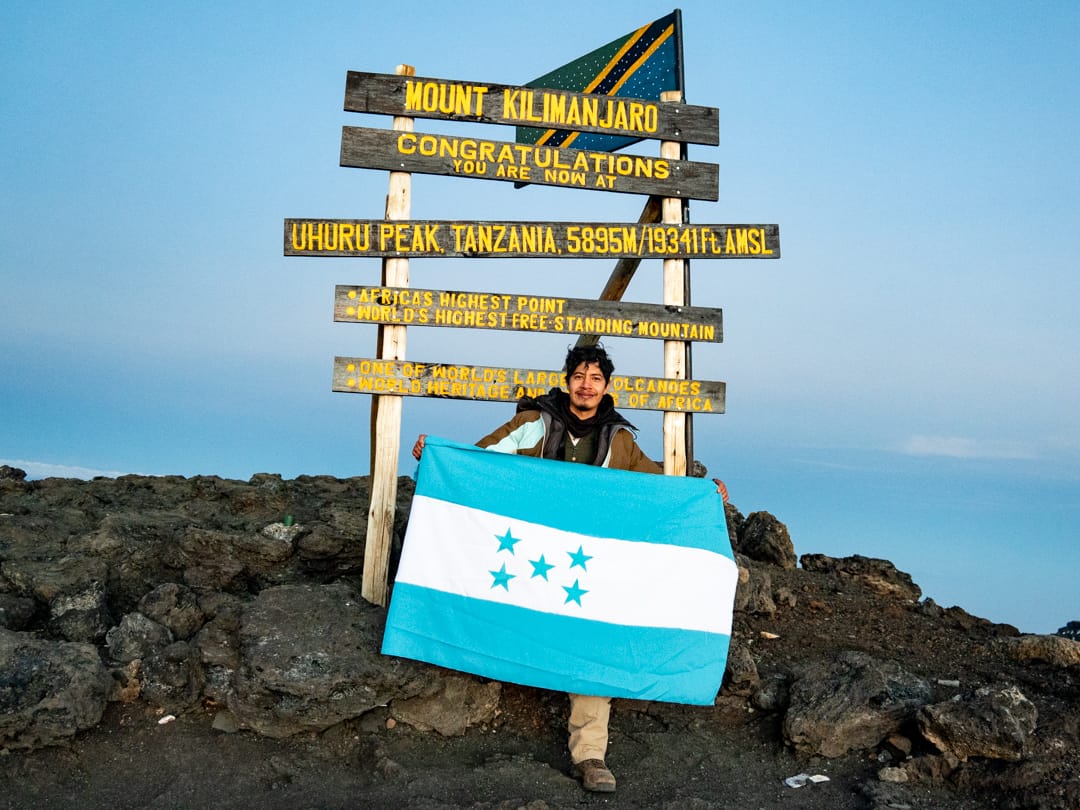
{"left": 283, "top": 37, "right": 782, "bottom": 606}
{"left": 332, "top": 358, "right": 725, "bottom": 414}
{"left": 344, "top": 71, "right": 720, "bottom": 146}
{"left": 334, "top": 285, "right": 723, "bottom": 343}
{"left": 340, "top": 126, "right": 719, "bottom": 199}
{"left": 286, "top": 219, "right": 779, "bottom": 259}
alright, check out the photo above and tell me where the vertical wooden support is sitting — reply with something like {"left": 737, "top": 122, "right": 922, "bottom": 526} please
{"left": 362, "top": 63, "right": 415, "bottom": 607}
{"left": 660, "top": 90, "right": 687, "bottom": 477}
{"left": 681, "top": 197, "right": 695, "bottom": 470}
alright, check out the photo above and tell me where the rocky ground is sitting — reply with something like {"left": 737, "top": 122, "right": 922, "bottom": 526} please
{"left": 0, "top": 465, "right": 1077, "bottom": 809}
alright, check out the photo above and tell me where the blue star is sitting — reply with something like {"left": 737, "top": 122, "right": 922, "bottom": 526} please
{"left": 489, "top": 563, "right": 516, "bottom": 591}
{"left": 529, "top": 554, "right": 555, "bottom": 580}
{"left": 495, "top": 528, "right": 521, "bottom": 554}
{"left": 567, "top": 545, "right": 593, "bottom": 571}
{"left": 563, "top": 579, "right": 588, "bottom": 606}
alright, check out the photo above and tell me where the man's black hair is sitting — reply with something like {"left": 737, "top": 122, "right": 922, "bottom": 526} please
{"left": 564, "top": 345, "right": 614, "bottom": 383}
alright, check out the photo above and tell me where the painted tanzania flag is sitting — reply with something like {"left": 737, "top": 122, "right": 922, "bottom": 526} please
{"left": 516, "top": 10, "right": 684, "bottom": 153}
{"left": 382, "top": 436, "right": 737, "bottom": 705}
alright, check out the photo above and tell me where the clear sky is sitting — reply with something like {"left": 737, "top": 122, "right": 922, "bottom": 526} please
{"left": 3, "top": 1, "right": 1078, "bottom": 634}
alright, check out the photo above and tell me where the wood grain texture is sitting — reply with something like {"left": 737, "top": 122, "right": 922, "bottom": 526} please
{"left": 333, "top": 286, "right": 723, "bottom": 343}
{"left": 339, "top": 126, "right": 719, "bottom": 200}
{"left": 344, "top": 70, "right": 720, "bottom": 146}
{"left": 333, "top": 358, "right": 725, "bottom": 415}
{"left": 284, "top": 219, "right": 780, "bottom": 259}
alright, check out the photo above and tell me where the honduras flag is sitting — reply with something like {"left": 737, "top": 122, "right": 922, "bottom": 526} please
{"left": 382, "top": 436, "right": 738, "bottom": 705}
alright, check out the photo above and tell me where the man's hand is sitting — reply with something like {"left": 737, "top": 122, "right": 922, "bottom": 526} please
{"left": 713, "top": 478, "right": 729, "bottom": 503}
{"left": 412, "top": 434, "right": 427, "bottom": 461}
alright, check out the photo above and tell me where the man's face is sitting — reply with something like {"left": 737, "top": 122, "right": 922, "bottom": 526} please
{"left": 566, "top": 361, "right": 610, "bottom": 419}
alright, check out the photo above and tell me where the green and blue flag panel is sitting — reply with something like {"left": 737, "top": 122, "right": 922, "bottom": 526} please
{"left": 382, "top": 436, "right": 736, "bottom": 705}
{"left": 516, "top": 10, "right": 684, "bottom": 153}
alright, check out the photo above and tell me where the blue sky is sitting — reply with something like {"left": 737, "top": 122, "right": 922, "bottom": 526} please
{"left": 3, "top": 1, "right": 1078, "bottom": 634}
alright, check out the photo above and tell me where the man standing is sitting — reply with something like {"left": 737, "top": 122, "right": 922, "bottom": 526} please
{"left": 413, "top": 345, "right": 723, "bottom": 793}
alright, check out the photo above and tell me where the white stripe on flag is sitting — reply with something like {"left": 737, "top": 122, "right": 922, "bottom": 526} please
{"left": 397, "top": 494, "right": 737, "bottom": 635}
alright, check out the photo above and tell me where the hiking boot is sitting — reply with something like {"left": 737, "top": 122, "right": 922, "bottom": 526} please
{"left": 571, "top": 758, "right": 616, "bottom": 792}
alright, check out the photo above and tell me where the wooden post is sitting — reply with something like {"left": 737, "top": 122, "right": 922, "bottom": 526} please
{"left": 682, "top": 196, "right": 696, "bottom": 471}
{"left": 362, "top": 63, "right": 414, "bottom": 607}
{"left": 660, "top": 90, "right": 687, "bottom": 477}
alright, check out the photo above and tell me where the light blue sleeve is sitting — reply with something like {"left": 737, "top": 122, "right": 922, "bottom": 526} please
{"left": 484, "top": 417, "right": 545, "bottom": 455}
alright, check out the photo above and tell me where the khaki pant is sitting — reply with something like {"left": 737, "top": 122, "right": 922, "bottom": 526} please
{"left": 568, "top": 693, "right": 611, "bottom": 763}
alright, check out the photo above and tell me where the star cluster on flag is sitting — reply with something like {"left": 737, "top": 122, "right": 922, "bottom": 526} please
{"left": 487, "top": 526, "right": 592, "bottom": 607}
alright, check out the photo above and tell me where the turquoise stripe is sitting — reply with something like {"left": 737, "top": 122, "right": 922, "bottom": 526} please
{"left": 420, "top": 436, "right": 730, "bottom": 557}
{"left": 382, "top": 583, "right": 728, "bottom": 705}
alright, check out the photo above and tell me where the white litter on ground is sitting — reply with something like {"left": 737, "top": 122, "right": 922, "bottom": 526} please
{"left": 784, "top": 773, "right": 830, "bottom": 788}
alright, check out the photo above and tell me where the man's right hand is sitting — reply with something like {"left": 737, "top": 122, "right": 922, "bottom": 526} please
{"left": 412, "top": 434, "right": 427, "bottom": 461}
{"left": 713, "top": 478, "right": 729, "bottom": 503}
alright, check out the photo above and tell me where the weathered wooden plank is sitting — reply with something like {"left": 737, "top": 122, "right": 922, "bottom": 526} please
{"left": 332, "top": 357, "right": 725, "bottom": 415}
{"left": 344, "top": 70, "right": 720, "bottom": 146}
{"left": 339, "top": 126, "right": 719, "bottom": 200}
{"left": 284, "top": 219, "right": 781, "bottom": 259}
{"left": 334, "top": 285, "right": 723, "bottom": 343}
